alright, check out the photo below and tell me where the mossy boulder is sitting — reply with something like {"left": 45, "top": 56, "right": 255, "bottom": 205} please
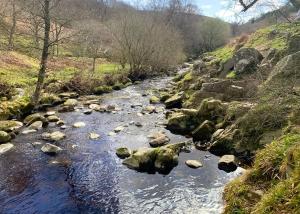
{"left": 192, "top": 120, "right": 215, "bottom": 142}
{"left": 122, "top": 142, "right": 186, "bottom": 173}
{"left": 0, "top": 98, "right": 33, "bottom": 120}
{"left": 166, "top": 109, "right": 198, "bottom": 134}
{"left": 164, "top": 93, "right": 184, "bottom": 109}
{"left": 159, "top": 92, "right": 172, "bottom": 102}
{"left": 39, "top": 93, "right": 62, "bottom": 106}
{"left": 197, "top": 99, "right": 227, "bottom": 123}
{"left": 0, "top": 131, "right": 11, "bottom": 144}
{"left": 149, "top": 96, "right": 160, "bottom": 104}
{"left": 93, "top": 86, "right": 113, "bottom": 95}
{"left": 116, "top": 147, "right": 131, "bottom": 159}
{"left": 24, "top": 113, "right": 47, "bottom": 126}
{"left": 0, "top": 120, "right": 23, "bottom": 132}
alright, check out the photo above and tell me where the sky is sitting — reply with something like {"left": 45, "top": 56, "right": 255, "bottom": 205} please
{"left": 124, "top": 0, "right": 288, "bottom": 23}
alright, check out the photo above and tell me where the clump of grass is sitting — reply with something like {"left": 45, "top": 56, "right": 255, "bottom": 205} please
{"left": 224, "top": 134, "right": 300, "bottom": 214}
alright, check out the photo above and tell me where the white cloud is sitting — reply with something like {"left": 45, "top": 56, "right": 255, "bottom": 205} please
{"left": 202, "top": 4, "right": 212, "bottom": 9}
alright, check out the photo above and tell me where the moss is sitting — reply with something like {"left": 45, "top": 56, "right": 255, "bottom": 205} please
{"left": 208, "top": 46, "right": 235, "bottom": 63}
{"left": 93, "top": 85, "right": 113, "bottom": 95}
{"left": 226, "top": 70, "right": 237, "bottom": 79}
{"left": 112, "top": 83, "right": 125, "bottom": 90}
{"left": 224, "top": 134, "right": 300, "bottom": 214}
{"left": 0, "top": 97, "right": 33, "bottom": 120}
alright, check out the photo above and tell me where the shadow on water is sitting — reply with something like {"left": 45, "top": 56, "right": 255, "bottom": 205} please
{"left": 0, "top": 77, "right": 243, "bottom": 214}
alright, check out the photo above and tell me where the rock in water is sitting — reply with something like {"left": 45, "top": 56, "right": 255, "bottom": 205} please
{"left": 149, "top": 133, "right": 170, "bottom": 147}
{"left": 73, "top": 122, "right": 86, "bottom": 128}
{"left": 24, "top": 113, "right": 46, "bottom": 125}
{"left": 114, "top": 126, "right": 125, "bottom": 133}
{"left": 83, "top": 109, "right": 93, "bottom": 115}
{"left": 185, "top": 160, "right": 203, "bottom": 168}
{"left": 22, "top": 129, "right": 37, "bottom": 135}
{"left": 45, "top": 111, "right": 56, "bottom": 116}
{"left": 47, "top": 115, "right": 60, "bottom": 122}
{"left": 0, "top": 131, "right": 11, "bottom": 143}
{"left": 116, "top": 148, "right": 131, "bottom": 159}
{"left": 0, "top": 143, "right": 14, "bottom": 154}
{"left": 150, "top": 96, "right": 160, "bottom": 104}
{"left": 42, "top": 131, "right": 66, "bottom": 142}
{"left": 164, "top": 93, "right": 183, "bottom": 109}
{"left": 89, "top": 133, "right": 100, "bottom": 140}
{"left": 218, "top": 155, "right": 238, "bottom": 172}
{"left": 0, "top": 121, "right": 23, "bottom": 132}
{"left": 41, "top": 143, "right": 63, "bottom": 155}
{"left": 29, "top": 121, "right": 43, "bottom": 130}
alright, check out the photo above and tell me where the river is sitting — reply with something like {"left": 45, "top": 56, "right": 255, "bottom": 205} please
{"left": 0, "top": 76, "right": 242, "bottom": 214}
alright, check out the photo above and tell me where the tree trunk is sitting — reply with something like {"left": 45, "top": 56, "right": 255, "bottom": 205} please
{"left": 32, "top": 0, "right": 51, "bottom": 106}
{"left": 92, "top": 57, "right": 96, "bottom": 74}
{"left": 8, "top": 2, "right": 16, "bottom": 51}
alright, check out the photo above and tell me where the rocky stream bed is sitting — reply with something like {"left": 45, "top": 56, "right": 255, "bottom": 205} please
{"left": 0, "top": 76, "right": 243, "bottom": 214}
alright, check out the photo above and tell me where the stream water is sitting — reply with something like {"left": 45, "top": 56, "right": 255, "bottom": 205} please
{"left": 0, "top": 77, "right": 242, "bottom": 214}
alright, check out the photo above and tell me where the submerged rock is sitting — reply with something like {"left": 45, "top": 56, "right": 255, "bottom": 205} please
{"left": 0, "top": 131, "right": 11, "bottom": 143}
{"left": 218, "top": 155, "right": 238, "bottom": 172}
{"left": 47, "top": 115, "right": 60, "bottom": 122}
{"left": 0, "top": 143, "right": 14, "bottom": 155}
{"left": 89, "top": 133, "right": 100, "bottom": 140}
{"left": 185, "top": 160, "right": 203, "bottom": 168}
{"left": 41, "top": 143, "right": 63, "bottom": 155}
{"left": 42, "top": 131, "right": 66, "bottom": 142}
{"left": 116, "top": 147, "right": 131, "bottom": 159}
{"left": 73, "top": 122, "right": 86, "bottom": 128}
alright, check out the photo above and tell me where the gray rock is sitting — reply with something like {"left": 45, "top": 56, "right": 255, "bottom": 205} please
{"left": 42, "top": 131, "right": 66, "bottom": 142}
{"left": 0, "top": 121, "right": 23, "bottom": 132}
{"left": 164, "top": 93, "right": 183, "bottom": 109}
{"left": 185, "top": 160, "right": 203, "bottom": 168}
{"left": 24, "top": 113, "right": 46, "bottom": 126}
{"left": 0, "top": 143, "right": 14, "bottom": 154}
{"left": 29, "top": 121, "right": 43, "bottom": 130}
{"left": 89, "top": 133, "right": 100, "bottom": 140}
{"left": 73, "top": 122, "right": 86, "bottom": 128}
{"left": 218, "top": 155, "right": 238, "bottom": 172}
{"left": 22, "top": 129, "right": 37, "bottom": 135}
{"left": 149, "top": 133, "right": 170, "bottom": 147}
{"left": 41, "top": 143, "right": 63, "bottom": 155}
{"left": 83, "top": 109, "right": 93, "bottom": 115}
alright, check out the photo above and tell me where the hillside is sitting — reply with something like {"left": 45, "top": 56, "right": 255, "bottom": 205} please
{"left": 162, "top": 22, "right": 300, "bottom": 213}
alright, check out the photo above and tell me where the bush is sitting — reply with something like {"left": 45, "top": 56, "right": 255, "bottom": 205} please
{"left": 93, "top": 86, "right": 113, "bottom": 95}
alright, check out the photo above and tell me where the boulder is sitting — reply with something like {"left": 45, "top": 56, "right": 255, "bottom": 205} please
{"left": 218, "top": 155, "right": 238, "bottom": 172}
{"left": 159, "top": 92, "right": 172, "bottom": 102}
{"left": 73, "top": 122, "right": 86, "bottom": 128}
{"left": 233, "top": 48, "right": 263, "bottom": 75}
{"left": 41, "top": 143, "right": 63, "bottom": 155}
{"left": 164, "top": 93, "right": 183, "bottom": 109}
{"left": 39, "top": 93, "right": 62, "bottom": 106}
{"left": 149, "top": 133, "right": 170, "bottom": 147}
{"left": 185, "top": 160, "right": 203, "bottom": 168}
{"left": 63, "top": 99, "right": 78, "bottom": 107}
{"left": 0, "top": 143, "right": 14, "bottom": 155}
{"left": 209, "top": 127, "right": 240, "bottom": 156}
{"left": 193, "top": 60, "right": 207, "bottom": 74}
{"left": 29, "top": 121, "right": 43, "bottom": 130}
{"left": 24, "top": 113, "right": 46, "bottom": 126}
{"left": 192, "top": 120, "right": 215, "bottom": 142}
{"left": 197, "top": 99, "right": 227, "bottom": 123}
{"left": 166, "top": 109, "right": 199, "bottom": 134}
{"left": 45, "top": 111, "right": 56, "bottom": 117}
{"left": 0, "top": 131, "right": 11, "bottom": 143}
{"left": 58, "top": 92, "right": 79, "bottom": 99}
{"left": 47, "top": 115, "right": 60, "bottom": 122}
{"left": 116, "top": 147, "right": 131, "bottom": 159}
{"left": 89, "top": 133, "right": 100, "bottom": 140}
{"left": 150, "top": 96, "right": 160, "bottom": 104}
{"left": 122, "top": 142, "right": 186, "bottom": 173}
{"left": 0, "top": 120, "right": 23, "bottom": 132}
{"left": 42, "top": 131, "right": 66, "bottom": 142}
{"left": 219, "top": 58, "right": 234, "bottom": 78}
{"left": 142, "top": 106, "right": 156, "bottom": 114}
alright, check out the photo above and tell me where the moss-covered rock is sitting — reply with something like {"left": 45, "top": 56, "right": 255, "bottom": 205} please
{"left": 149, "top": 96, "right": 160, "bottom": 104}
{"left": 24, "top": 113, "right": 46, "bottom": 126}
{"left": 164, "top": 93, "right": 184, "bottom": 109}
{"left": 0, "top": 120, "right": 23, "bottom": 132}
{"left": 0, "top": 97, "right": 33, "bottom": 120}
{"left": 0, "top": 131, "right": 11, "bottom": 143}
{"left": 166, "top": 109, "right": 198, "bottom": 134}
{"left": 116, "top": 147, "right": 131, "bottom": 159}
{"left": 192, "top": 120, "right": 215, "bottom": 142}
{"left": 39, "top": 93, "right": 62, "bottom": 106}
{"left": 93, "top": 86, "right": 113, "bottom": 95}
{"left": 197, "top": 99, "right": 227, "bottom": 123}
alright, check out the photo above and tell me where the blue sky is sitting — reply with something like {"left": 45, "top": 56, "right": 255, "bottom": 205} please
{"left": 123, "top": 0, "right": 288, "bottom": 22}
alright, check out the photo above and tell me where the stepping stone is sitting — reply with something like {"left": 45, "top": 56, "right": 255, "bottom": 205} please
{"left": 73, "top": 122, "right": 86, "bottom": 128}
{"left": 89, "top": 133, "right": 100, "bottom": 140}
{"left": 185, "top": 160, "right": 203, "bottom": 168}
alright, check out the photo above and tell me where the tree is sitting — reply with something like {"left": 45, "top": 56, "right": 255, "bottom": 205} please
{"left": 237, "top": 0, "right": 300, "bottom": 12}
{"left": 0, "top": 0, "right": 23, "bottom": 50}
{"left": 198, "top": 18, "right": 232, "bottom": 53}
{"left": 109, "top": 11, "right": 184, "bottom": 81}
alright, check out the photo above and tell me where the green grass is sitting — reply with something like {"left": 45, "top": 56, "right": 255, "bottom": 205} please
{"left": 226, "top": 70, "right": 236, "bottom": 79}
{"left": 209, "top": 45, "right": 235, "bottom": 63}
{"left": 224, "top": 134, "right": 300, "bottom": 214}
